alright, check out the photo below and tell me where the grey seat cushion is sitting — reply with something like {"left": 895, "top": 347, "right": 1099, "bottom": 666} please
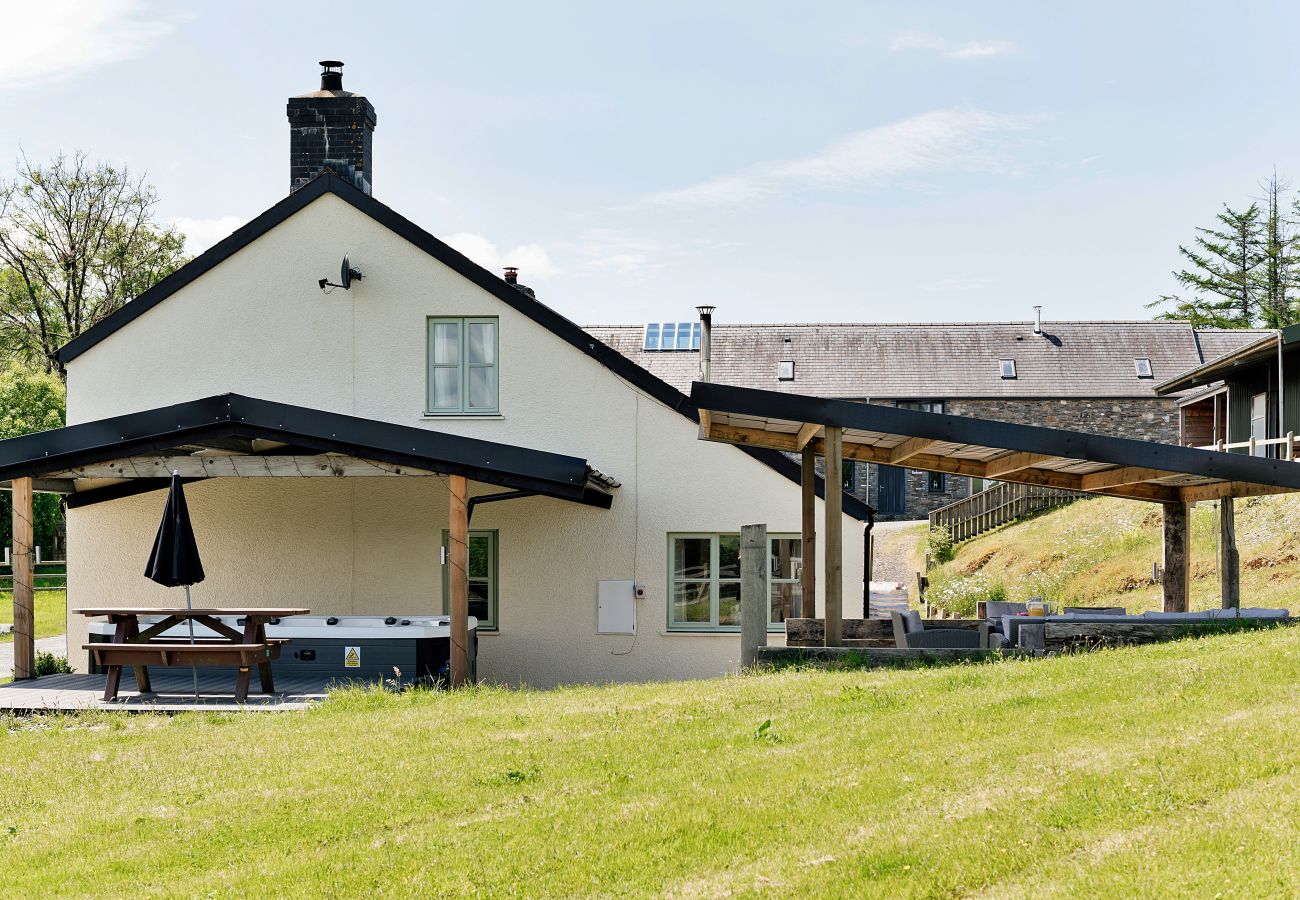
{"left": 986, "top": 601, "right": 1028, "bottom": 619}
{"left": 1063, "top": 606, "right": 1125, "bottom": 615}
{"left": 902, "top": 610, "right": 924, "bottom": 634}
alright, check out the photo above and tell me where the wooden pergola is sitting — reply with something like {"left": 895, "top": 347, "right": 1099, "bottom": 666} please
{"left": 0, "top": 393, "right": 617, "bottom": 683}
{"left": 691, "top": 382, "right": 1300, "bottom": 644}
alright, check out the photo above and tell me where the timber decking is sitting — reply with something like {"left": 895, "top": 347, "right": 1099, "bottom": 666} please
{"left": 0, "top": 670, "right": 337, "bottom": 713}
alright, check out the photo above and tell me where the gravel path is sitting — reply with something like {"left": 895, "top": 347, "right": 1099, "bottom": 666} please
{"left": 871, "top": 520, "right": 927, "bottom": 586}
{"left": 0, "top": 634, "right": 67, "bottom": 678}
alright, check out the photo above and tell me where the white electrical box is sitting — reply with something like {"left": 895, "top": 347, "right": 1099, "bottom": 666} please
{"left": 597, "top": 580, "right": 637, "bottom": 634}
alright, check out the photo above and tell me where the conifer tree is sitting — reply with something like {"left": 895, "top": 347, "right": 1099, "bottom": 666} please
{"left": 1151, "top": 203, "right": 1265, "bottom": 327}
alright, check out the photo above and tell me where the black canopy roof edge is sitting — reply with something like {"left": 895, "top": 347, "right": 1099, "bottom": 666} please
{"left": 691, "top": 381, "right": 1300, "bottom": 491}
{"left": 0, "top": 393, "right": 609, "bottom": 506}
{"left": 56, "top": 173, "right": 869, "bottom": 521}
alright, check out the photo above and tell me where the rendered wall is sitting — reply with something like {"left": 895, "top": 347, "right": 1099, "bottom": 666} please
{"left": 64, "top": 193, "right": 865, "bottom": 686}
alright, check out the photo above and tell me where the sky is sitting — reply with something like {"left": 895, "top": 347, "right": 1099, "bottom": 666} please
{"left": 3, "top": 0, "right": 1300, "bottom": 327}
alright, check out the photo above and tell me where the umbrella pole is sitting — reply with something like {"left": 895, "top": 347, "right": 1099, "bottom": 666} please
{"left": 185, "top": 584, "right": 199, "bottom": 698}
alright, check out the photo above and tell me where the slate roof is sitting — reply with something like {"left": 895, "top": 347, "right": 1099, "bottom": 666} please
{"left": 583, "top": 322, "right": 1270, "bottom": 400}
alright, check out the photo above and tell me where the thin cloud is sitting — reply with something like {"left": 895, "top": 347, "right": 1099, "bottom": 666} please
{"left": 443, "top": 232, "right": 558, "bottom": 279}
{"left": 889, "top": 30, "right": 1016, "bottom": 60}
{"left": 0, "top": 0, "right": 178, "bottom": 89}
{"left": 169, "top": 215, "right": 246, "bottom": 255}
{"left": 642, "top": 108, "right": 1031, "bottom": 208}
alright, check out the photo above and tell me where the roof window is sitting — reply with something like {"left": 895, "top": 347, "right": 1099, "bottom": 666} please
{"left": 999, "top": 359, "right": 1017, "bottom": 379}
{"left": 643, "top": 322, "right": 701, "bottom": 351}
{"left": 777, "top": 360, "right": 795, "bottom": 381}
{"left": 1134, "top": 358, "right": 1153, "bottom": 378}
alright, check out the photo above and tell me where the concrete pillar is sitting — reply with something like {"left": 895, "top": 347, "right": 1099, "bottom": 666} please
{"left": 740, "top": 523, "right": 769, "bottom": 668}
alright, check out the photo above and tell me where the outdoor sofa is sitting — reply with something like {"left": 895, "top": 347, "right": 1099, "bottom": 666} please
{"left": 891, "top": 610, "right": 990, "bottom": 649}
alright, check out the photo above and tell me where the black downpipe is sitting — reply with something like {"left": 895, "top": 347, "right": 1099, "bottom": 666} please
{"left": 466, "top": 490, "right": 536, "bottom": 525}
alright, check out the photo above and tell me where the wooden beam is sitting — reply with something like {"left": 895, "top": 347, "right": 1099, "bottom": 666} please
{"left": 800, "top": 444, "right": 817, "bottom": 619}
{"left": 1080, "top": 466, "right": 1178, "bottom": 492}
{"left": 823, "top": 426, "right": 843, "bottom": 647}
{"left": 11, "top": 476, "right": 34, "bottom": 680}
{"left": 985, "top": 452, "right": 1057, "bottom": 479}
{"left": 1220, "top": 497, "right": 1240, "bottom": 610}
{"left": 1179, "top": 481, "right": 1297, "bottom": 503}
{"left": 448, "top": 475, "right": 470, "bottom": 688}
{"left": 740, "top": 523, "right": 768, "bottom": 668}
{"left": 703, "top": 422, "right": 801, "bottom": 452}
{"left": 795, "top": 421, "right": 822, "bottom": 450}
{"left": 698, "top": 409, "right": 712, "bottom": 437}
{"left": 1162, "top": 501, "right": 1190, "bottom": 613}
{"left": 50, "top": 455, "right": 439, "bottom": 479}
{"left": 888, "top": 436, "right": 942, "bottom": 464}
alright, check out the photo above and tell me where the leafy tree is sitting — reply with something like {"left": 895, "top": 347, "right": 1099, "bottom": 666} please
{"left": 0, "top": 152, "right": 187, "bottom": 378}
{"left": 1151, "top": 203, "right": 1265, "bottom": 328}
{"left": 0, "top": 364, "right": 65, "bottom": 557}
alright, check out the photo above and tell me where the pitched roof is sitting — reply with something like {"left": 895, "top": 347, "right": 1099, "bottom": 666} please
{"left": 0, "top": 393, "right": 614, "bottom": 507}
{"left": 54, "top": 174, "right": 872, "bottom": 521}
{"left": 584, "top": 322, "right": 1271, "bottom": 400}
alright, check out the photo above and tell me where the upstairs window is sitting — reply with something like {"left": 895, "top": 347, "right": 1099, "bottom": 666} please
{"left": 428, "top": 317, "right": 499, "bottom": 415}
{"left": 999, "top": 359, "right": 1017, "bottom": 379}
{"left": 643, "top": 322, "right": 701, "bottom": 351}
{"left": 1134, "top": 358, "right": 1153, "bottom": 378}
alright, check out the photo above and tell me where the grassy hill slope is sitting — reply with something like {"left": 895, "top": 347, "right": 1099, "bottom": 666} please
{"left": 5, "top": 628, "right": 1300, "bottom": 896}
{"left": 927, "top": 494, "right": 1300, "bottom": 616}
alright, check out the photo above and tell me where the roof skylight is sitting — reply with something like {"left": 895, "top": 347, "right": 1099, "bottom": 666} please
{"left": 643, "top": 322, "right": 701, "bottom": 351}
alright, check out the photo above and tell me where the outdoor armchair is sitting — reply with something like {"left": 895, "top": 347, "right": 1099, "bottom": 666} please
{"left": 891, "top": 610, "right": 990, "bottom": 649}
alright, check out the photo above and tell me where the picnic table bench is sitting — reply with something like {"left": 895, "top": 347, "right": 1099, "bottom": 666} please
{"left": 75, "top": 607, "right": 310, "bottom": 702}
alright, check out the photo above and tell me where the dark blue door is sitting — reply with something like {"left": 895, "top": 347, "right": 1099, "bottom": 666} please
{"left": 878, "top": 465, "right": 907, "bottom": 516}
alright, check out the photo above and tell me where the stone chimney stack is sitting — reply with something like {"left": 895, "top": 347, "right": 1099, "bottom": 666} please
{"left": 287, "top": 61, "right": 377, "bottom": 195}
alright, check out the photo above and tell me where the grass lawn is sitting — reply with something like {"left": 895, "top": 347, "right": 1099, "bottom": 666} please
{"left": 4, "top": 629, "right": 1300, "bottom": 895}
{"left": 0, "top": 590, "right": 66, "bottom": 642}
{"left": 928, "top": 494, "right": 1300, "bottom": 616}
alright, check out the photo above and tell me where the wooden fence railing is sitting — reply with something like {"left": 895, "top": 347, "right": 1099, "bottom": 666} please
{"left": 928, "top": 482, "right": 1087, "bottom": 544}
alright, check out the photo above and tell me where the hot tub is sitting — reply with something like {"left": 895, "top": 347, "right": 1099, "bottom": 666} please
{"left": 86, "top": 614, "right": 478, "bottom": 687}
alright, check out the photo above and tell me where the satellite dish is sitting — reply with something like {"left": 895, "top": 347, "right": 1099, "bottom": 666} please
{"left": 319, "top": 256, "right": 364, "bottom": 293}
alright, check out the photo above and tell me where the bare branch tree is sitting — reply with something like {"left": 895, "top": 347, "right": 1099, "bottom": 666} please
{"left": 0, "top": 152, "right": 187, "bottom": 378}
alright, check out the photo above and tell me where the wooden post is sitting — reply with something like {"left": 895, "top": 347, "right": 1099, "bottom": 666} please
{"left": 824, "top": 426, "right": 843, "bottom": 647}
{"left": 448, "top": 475, "right": 470, "bottom": 688}
{"left": 1161, "top": 501, "right": 1190, "bottom": 613}
{"left": 1220, "top": 497, "right": 1240, "bottom": 609}
{"left": 800, "top": 444, "right": 816, "bottom": 619}
{"left": 11, "top": 476, "right": 34, "bottom": 680}
{"left": 740, "top": 523, "right": 768, "bottom": 668}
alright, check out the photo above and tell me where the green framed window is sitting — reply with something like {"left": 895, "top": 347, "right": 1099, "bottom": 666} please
{"left": 667, "top": 533, "right": 801, "bottom": 632}
{"left": 441, "top": 529, "right": 499, "bottom": 631}
{"left": 427, "top": 316, "right": 499, "bottom": 414}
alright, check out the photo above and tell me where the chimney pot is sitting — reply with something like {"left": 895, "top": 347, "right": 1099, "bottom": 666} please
{"left": 319, "top": 60, "right": 344, "bottom": 91}
{"left": 503, "top": 267, "right": 519, "bottom": 285}
{"left": 1033, "top": 305, "right": 1043, "bottom": 335}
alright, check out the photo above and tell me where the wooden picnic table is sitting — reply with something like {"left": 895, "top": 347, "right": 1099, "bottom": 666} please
{"left": 74, "top": 607, "right": 310, "bottom": 702}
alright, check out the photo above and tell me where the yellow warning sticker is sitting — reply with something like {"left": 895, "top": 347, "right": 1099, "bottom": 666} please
{"left": 344, "top": 646, "right": 361, "bottom": 668}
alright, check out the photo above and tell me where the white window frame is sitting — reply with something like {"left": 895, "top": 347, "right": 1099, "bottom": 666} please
{"left": 778, "top": 360, "right": 795, "bottom": 381}
{"left": 1251, "top": 391, "right": 1268, "bottom": 456}
{"left": 667, "top": 533, "right": 800, "bottom": 633}
{"left": 999, "top": 359, "right": 1017, "bottom": 379}
{"left": 426, "top": 316, "right": 500, "bottom": 415}
{"left": 643, "top": 322, "right": 701, "bottom": 351}
{"left": 1134, "top": 358, "right": 1153, "bottom": 378}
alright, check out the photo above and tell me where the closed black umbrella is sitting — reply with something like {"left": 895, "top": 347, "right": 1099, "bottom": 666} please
{"left": 145, "top": 473, "right": 205, "bottom": 695}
